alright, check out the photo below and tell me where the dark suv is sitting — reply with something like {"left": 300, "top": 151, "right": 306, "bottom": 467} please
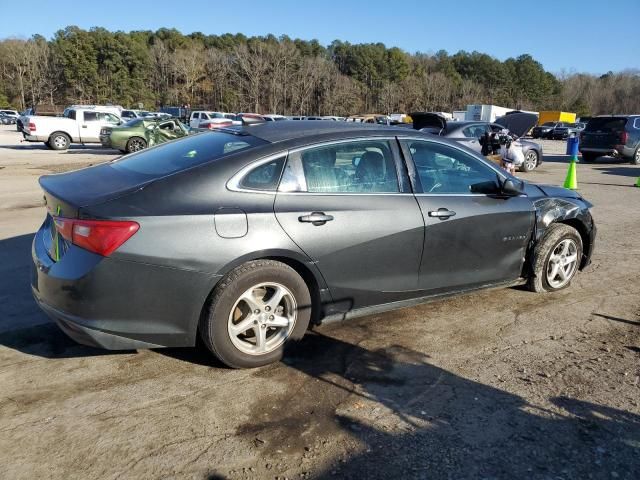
{"left": 579, "top": 115, "right": 640, "bottom": 164}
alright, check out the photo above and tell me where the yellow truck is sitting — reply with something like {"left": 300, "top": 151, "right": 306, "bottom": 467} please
{"left": 538, "top": 111, "right": 576, "bottom": 125}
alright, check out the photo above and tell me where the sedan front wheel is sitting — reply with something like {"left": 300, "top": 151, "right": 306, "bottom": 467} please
{"left": 528, "top": 224, "right": 582, "bottom": 293}
{"left": 200, "top": 260, "right": 311, "bottom": 368}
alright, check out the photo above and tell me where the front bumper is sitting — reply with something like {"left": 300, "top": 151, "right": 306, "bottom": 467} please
{"left": 99, "top": 135, "right": 112, "bottom": 148}
{"left": 31, "top": 221, "right": 221, "bottom": 350}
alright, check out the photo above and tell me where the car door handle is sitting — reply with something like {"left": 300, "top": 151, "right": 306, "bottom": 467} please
{"left": 299, "top": 212, "right": 334, "bottom": 225}
{"left": 428, "top": 209, "right": 456, "bottom": 219}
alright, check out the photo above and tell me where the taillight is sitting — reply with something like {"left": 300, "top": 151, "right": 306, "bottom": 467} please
{"left": 54, "top": 217, "right": 139, "bottom": 256}
{"left": 620, "top": 131, "right": 628, "bottom": 144}
{"left": 28, "top": 122, "right": 36, "bottom": 131}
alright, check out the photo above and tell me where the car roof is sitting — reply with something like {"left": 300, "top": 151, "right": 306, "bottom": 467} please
{"left": 229, "top": 120, "right": 412, "bottom": 144}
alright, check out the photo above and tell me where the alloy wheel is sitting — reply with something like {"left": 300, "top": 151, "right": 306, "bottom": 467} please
{"left": 227, "top": 282, "right": 297, "bottom": 356}
{"left": 129, "top": 138, "right": 146, "bottom": 152}
{"left": 546, "top": 239, "right": 578, "bottom": 289}
{"left": 524, "top": 151, "right": 537, "bottom": 171}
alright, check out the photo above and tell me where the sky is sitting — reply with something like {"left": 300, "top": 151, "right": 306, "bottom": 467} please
{"left": 1, "top": 0, "right": 638, "bottom": 75}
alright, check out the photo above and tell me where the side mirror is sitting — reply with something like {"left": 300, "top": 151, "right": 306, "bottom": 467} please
{"left": 501, "top": 177, "right": 525, "bottom": 196}
{"left": 470, "top": 180, "right": 500, "bottom": 195}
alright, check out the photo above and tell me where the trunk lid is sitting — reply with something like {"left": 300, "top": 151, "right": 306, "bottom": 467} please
{"left": 39, "top": 163, "right": 150, "bottom": 262}
{"left": 410, "top": 112, "right": 447, "bottom": 134}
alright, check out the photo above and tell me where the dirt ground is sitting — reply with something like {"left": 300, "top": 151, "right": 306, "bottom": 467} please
{"left": 0, "top": 125, "right": 638, "bottom": 480}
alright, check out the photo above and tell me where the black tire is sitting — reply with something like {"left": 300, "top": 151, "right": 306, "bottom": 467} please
{"left": 199, "top": 260, "right": 312, "bottom": 368}
{"left": 631, "top": 147, "right": 640, "bottom": 165}
{"left": 519, "top": 150, "right": 538, "bottom": 172}
{"left": 126, "top": 136, "right": 147, "bottom": 153}
{"left": 581, "top": 153, "right": 598, "bottom": 163}
{"left": 48, "top": 132, "right": 70, "bottom": 150}
{"left": 44, "top": 142, "right": 53, "bottom": 149}
{"left": 528, "top": 224, "right": 583, "bottom": 293}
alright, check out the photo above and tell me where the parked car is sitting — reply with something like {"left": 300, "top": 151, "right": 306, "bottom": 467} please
{"left": 579, "top": 115, "right": 640, "bottom": 164}
{"left": 409, "top": 113, "right": 543, "bottom": 172}
{"left": 0, "top": 112, "right": 17, "bottom": 125}
{"left": 120, "top": 109, "right": 153, "bottom": 120}
{"left": 551, "top": 122, "right": 586, "bottom": 140}
{"left": 189, "top": 111, "right": 240, "bottom": 129}
{"left": 21, "top": 107, "right": 122, "bottom": 150}
{"left": 100, "top": 118, "right": 190, "bottom": 153}
{"left": 531, "top": 122, "right": 569, "bottom": 139}
{"left": 0, "top": 109, "right": 19, "bottom": 124}
{"left": 346, "top": 114, "right": 391, "bottom": 125}
{"left": 263, "top": 114, "right": 287, "bottom": 122}
{"left": 32, "top": 122, "right": 595, "bottom": 368}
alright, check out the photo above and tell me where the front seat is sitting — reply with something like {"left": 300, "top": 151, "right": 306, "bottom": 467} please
{"left": 355, "top": 150, "right": 388, "bottom": 192}
{"left": 302, "top": 149, "right": 346, "bottom": 192}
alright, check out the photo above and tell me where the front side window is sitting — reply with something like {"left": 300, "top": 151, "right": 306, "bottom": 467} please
{"left": 283, "top": 140, "right": 400, "bottom": 193}
{"left": 238, "top": 157, "right": 286, "bottom": 191}
{"left": 403, "top": 140, "right": 500, "bottom": 194}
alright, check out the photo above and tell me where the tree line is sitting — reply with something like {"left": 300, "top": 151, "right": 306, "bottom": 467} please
{"left": 0, "top": 26, "right": 638, "bottom": 116}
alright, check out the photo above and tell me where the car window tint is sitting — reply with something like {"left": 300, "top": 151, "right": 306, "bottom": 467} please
{"left": 84, "top": 112, "right": 98, "bottom": 122}
{"left": 239, "top": 157, "right": 286, "bottom": 191}
{"left": 404, "top": 140, "right": 499, "bottom": 194}
{"left": 110, "top": 132, "right": 267, "bottom": 179}
{"left": 288, "top": 140, "right": 399, "bottom": 193}
{"left": 585, "top": 117, "right": 627, "bottom": 132}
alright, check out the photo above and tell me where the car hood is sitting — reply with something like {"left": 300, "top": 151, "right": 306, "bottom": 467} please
{"left": 494, "top": 112, "right": 538, "bottom": 138}
{"left": 409, "top": 112, "right": 447, "bottom": 131}
{"left": 524, "top": 182, "right": 590, "bottom": 205}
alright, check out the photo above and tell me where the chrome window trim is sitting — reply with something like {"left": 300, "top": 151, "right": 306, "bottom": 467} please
{"left": 226, "top": 152, "right": 289, "bottom": 194}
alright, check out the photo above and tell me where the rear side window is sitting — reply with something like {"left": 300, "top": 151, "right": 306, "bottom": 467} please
{"left": 238, "top": 157, "right": 286, "bottom": 191}
{"left": 585, "top": 117, "right": 627, "bottom": 132}
{"left": 110, "top": 132, "right": 267, "bottom": 179}
{"left": 84, "top": 112, "right": 98, "bottom": 122}
{"left": 462, "top": 124, "right": 488, "bottom": 138}
{"left": 283, "top": 140, "right": 400, "bottom": 193}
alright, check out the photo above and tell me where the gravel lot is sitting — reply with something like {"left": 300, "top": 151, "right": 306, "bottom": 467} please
{"left": 0, "top": 126, "right": 639, "bottom": 480}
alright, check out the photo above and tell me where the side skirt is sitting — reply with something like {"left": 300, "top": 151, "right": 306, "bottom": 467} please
{"left": 317, "top": 278, "right": 527, "bottom": 326}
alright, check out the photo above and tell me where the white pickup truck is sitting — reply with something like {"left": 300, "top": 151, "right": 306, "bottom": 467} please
{"left": 21, "top": 107, "right": 122, "bottom": 150}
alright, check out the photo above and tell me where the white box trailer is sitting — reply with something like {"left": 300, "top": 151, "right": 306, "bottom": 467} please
{"left": 466, "top": 104, "right": 515, "bottom": 122}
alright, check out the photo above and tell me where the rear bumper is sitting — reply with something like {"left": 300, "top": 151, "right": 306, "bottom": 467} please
{"left": 579, "top": 147, "right": 616, "bottom": 155}
{"left": 31, "top": 222, "right": 221, "bottom": 350}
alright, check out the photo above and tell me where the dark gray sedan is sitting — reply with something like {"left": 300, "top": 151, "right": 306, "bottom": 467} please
{"left": 32, "top": 122, "right": 595, "bottom": 368}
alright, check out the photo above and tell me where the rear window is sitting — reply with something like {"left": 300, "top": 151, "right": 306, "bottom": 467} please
{"left": 585, "top": 117, "right": 627, "bottom": 132}
{"left": 110, "top": 131, "right": 267, "bottom": 178}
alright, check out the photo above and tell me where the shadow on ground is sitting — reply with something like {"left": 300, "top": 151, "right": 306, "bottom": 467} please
{"left": 231, "top": 332, "right": 640, "bottom": 479}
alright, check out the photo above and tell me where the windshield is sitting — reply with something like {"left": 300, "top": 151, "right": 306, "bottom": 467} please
{"left": 110, "top": 131, "right": 267, "bottom": 179}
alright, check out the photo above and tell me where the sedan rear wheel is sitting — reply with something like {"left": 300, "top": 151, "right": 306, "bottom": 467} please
{"left": 520, "top": 150, "right": 538, "bottom": 172}
{"left": 200, "top": 260, "right": 311, "bottom": 368}
{"left": 528, "top": 224, "right": 583, "bottom": 293}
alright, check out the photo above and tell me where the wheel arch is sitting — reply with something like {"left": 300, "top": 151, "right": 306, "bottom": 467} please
{"left": 197, "top": 249, "right": 328, "bottom": 337}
